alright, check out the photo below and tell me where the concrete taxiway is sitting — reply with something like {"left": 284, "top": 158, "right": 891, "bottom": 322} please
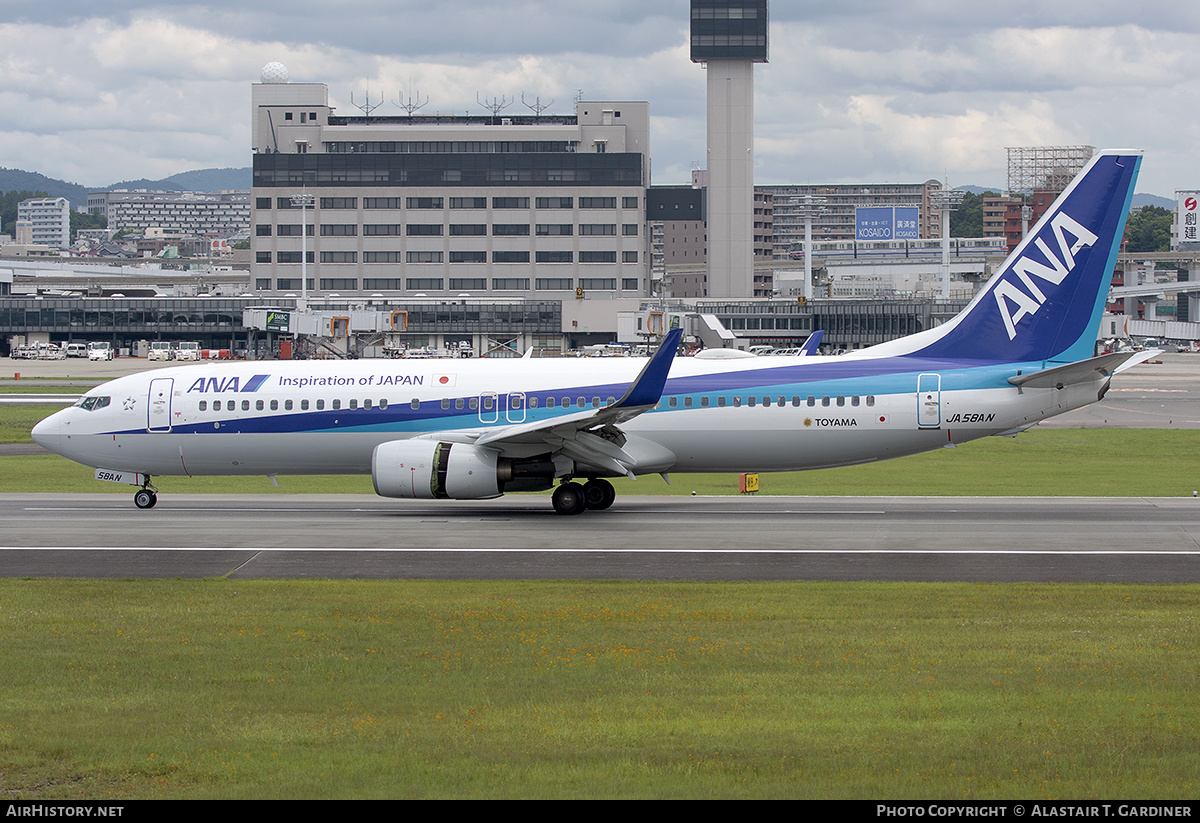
{"left": 2, "top": 494, "right": 1199, "bottom": 582}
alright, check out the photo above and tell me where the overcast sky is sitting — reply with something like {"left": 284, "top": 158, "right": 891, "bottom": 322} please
{"left": 1, "top": 1, "right": 1196, "bottom": 196}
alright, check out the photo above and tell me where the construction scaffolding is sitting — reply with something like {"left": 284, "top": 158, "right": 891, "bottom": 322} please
{"left": 1007, "top": 145, "right": 1095, "bottom": 195}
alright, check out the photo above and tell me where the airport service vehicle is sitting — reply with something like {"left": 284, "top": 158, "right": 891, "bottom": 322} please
{"left": 65, "top": 343, "right": 87, "bottom": 358}
{"left": 34, "top": 151, "right": 1151, "bottom": 514}
{"left": 147, "top": 341, "right": 174, "bottom": 361}
{"left": 175, "top": 342, "right": 201, "bottom": 362}
{"left": 87, "top": 342, "right": 114, "bottom": 362}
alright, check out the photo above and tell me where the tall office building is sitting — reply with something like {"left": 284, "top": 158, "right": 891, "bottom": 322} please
{"left": 249, "top": 64, "right": 650, "bottom": 298}
{"left": 691, "top": 0, "right": 768, "bottom": 298}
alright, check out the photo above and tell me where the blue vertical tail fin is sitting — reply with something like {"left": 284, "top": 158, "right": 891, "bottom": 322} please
{"left": 877, "top": 150, "right": 1142, "bottom": 364}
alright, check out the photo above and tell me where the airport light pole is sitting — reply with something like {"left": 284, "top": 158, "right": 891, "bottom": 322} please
{"left": 931, "top": 187, "right": 966, "bottom": 299}
{"left": 291, "top": 192, "right": 315, "bottom": 308}
{"left": 791, "top": 195, "right": 827, "bottom": 301}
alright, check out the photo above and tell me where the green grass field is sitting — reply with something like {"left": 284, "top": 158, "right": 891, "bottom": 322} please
{"left": 1, "top": 580, "right": 1196, "bottom": 800}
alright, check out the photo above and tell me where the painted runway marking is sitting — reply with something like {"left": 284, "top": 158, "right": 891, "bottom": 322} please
{"left": 1, "top": 546, "right": 1198, "bottom": 556}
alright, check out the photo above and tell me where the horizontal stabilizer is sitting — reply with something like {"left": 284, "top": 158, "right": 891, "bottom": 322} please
{"left": 1008, "top": 350, "right": 1157, "bottom": 389}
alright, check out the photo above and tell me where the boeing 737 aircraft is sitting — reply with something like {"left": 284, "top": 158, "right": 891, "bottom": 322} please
{"left": 33, "top": 150, "right": 1148, "bottom": 515}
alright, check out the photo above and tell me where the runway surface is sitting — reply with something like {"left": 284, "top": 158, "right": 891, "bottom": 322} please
{"left": 3, "top": 493, "right": 1199, "bottom": 582}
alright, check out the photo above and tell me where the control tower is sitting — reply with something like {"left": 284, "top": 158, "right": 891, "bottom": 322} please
{"left": 691, "top": 0, "right": 769, "bottom": 297}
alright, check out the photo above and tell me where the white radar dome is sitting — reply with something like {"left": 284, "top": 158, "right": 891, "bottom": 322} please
{"left": 260, "top": 62, "right": 290, "bottom": 84}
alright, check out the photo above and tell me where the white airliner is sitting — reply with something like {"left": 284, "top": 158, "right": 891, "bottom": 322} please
{"left": 33, "top": 150, "right": 1149, "bottom": 515}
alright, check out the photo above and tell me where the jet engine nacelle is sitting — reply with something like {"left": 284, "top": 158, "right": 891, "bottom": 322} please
{"left": 372, "top": 440, "right": 504, "bottom": 500}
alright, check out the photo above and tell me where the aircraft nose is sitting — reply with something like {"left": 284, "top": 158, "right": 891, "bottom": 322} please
{"left": 31, "top": 412, "right": 63, "bottom": 453}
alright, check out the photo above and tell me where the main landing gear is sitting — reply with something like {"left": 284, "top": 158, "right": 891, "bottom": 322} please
{"left": 134, "top": 478, "right": 158, "bottom": 509}
{"left": 552, "top": 478, "right": 616, "bottom": 515}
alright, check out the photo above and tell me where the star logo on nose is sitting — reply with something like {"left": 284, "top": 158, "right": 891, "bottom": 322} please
{"left": 123, "top": 397, "right": 137, "bottom": 411}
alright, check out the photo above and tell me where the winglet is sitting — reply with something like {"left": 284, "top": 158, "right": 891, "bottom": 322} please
{"left": 799, "top": 330, "right": 823, "bottom": 356}
{"left": 609, "top": 327, "right": 683, "bottom": 410}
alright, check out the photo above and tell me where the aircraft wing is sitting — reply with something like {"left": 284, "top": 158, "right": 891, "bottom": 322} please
{"left": 434, "top": 328, "right": 684, "bottom": 477}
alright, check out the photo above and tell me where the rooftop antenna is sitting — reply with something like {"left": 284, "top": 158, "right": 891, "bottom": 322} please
{"left": 574, "top": 89, "right": 584, "bottom": 105}
{"left": 351, "top": 87, "right": 383, "bottom": 116}
{"left": 477, "top": 92, "right": 513, "bottom": 122}
{"left": 395, "top": 85, "right": 429, "bottom": 116}
{"left": 522, "top": 93, "right": 553, "bottom": 121}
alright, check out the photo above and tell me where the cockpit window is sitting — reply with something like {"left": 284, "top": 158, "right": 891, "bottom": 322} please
{"left": 74, "top": 396, "right": 111, "bottom": 411}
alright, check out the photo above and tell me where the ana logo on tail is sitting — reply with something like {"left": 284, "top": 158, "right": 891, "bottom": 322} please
{"left": 993, "top": 211, "right": 1100, "bottom": 340}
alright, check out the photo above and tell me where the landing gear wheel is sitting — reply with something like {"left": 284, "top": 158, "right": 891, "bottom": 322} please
{"left": 552, "top": 482, "right": 587, "bottom": 515}
{"left": 582, "top": 478, "right": 616, "bottom": 511}
{"left": 134, "top": 489, "right": 157, "bottom": 509}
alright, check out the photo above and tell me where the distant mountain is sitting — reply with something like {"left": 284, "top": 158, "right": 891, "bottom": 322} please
{"left": 0, "top": 167, "right": 252, "bottom": 210}
{"left": 0, "top": 168, "right": 89, "bottom": 208}
{"left": 107, "top": 168, "right": 251, "bottom": 193}
{"left": 1133, "top": 193, "right": 1173, "bottom": 210}
{"left": 955, "top": 184, "right": 1003, "bottom": 196}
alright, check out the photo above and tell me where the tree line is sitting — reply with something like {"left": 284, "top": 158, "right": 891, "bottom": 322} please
{"left": 949, "top": 191, "right": 1172, "bottom": 253}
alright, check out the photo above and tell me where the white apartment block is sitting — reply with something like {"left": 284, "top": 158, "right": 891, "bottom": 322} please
{"left": 88, "top": 190, "right": 250, "bottom": 236}
{"left": 760, "top": 181, "right": 944, "bottom": 258}
{"left": 17, "top": 197, "right": 70, "bottom": 249}
{"left": 250, "top": 66, "right": 651, "bottom": 298}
